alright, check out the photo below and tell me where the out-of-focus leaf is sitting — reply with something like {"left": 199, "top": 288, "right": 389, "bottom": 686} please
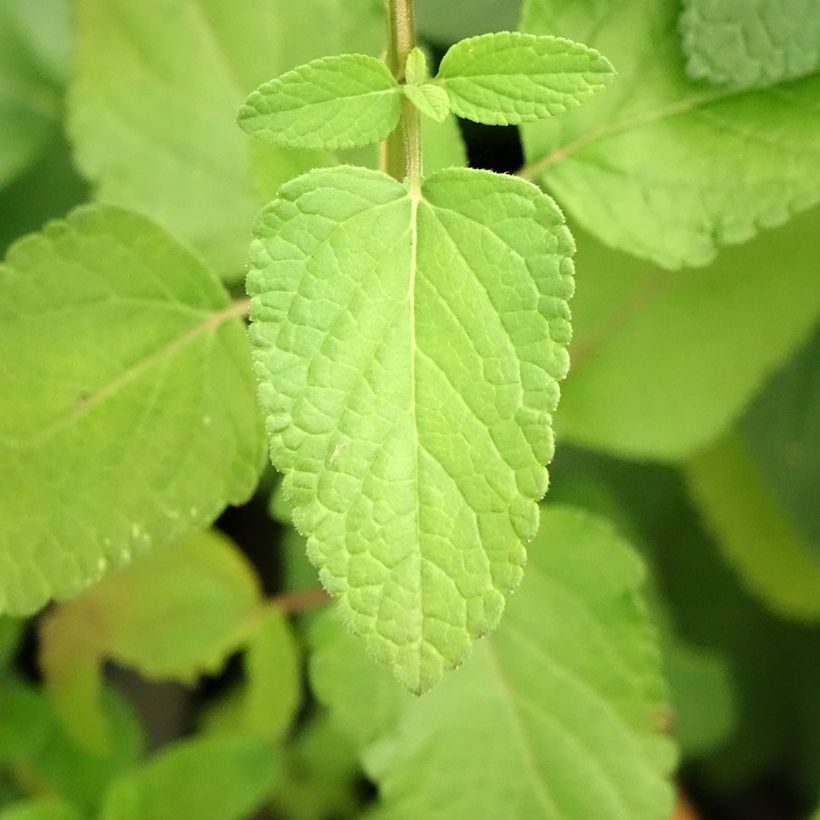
{"left": 416, "top": 0, "right": 522, "bottom": 43}
{"left": 0, "top": 800, "right": 81, "bottom": 820}
{"left": 40, "top": 530, "right": 261, "bottom": 753}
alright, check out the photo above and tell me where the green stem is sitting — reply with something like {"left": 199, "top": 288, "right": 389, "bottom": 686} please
{"left": 384, "top": 0, "right": 422, "bottom": 188}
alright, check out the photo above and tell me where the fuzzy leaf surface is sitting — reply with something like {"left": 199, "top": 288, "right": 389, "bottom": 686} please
{"left": 436, "top": 32, "right": 614, "bottom": 125}
{"left": 248, "top": 165, "right": 574, "bottom": 692}
{"left": 0, "top": 206, "right": 264, "bottom": 616}
{"left": 313, "top": 506, "right": 676, "bottom": 820}
{"left": 680, "top": 0, "right": 820, "bottom": 89}
{"left": 521, "top": 0, "right": 820, "bottom": 268}
{"left": 40, "top": 530, "right": 262, "bottom": 752}
{"left": 239, "top": 55, "right": 401, "bottom": 150}
{"left": 403, "top": 84, "right": 450, "bottom": 123}
{"left": 69, "top": 0, "right": 383, "bottom": 277}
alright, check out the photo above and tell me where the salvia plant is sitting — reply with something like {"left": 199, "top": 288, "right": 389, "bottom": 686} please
{"left": 0, "top": 0, "right": 818, "bottom": 818}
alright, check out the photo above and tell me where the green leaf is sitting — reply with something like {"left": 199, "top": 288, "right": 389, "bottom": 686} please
{"left": 520, "top": 0, "right": 820, "bottom": 268}
{"left": 435, "top": 32, "right": 614, "bottom": 125}
{"left": 0, "top": 682, "right": 143, "bottom": 811}
{"left": 239, "top": 55, "right": 401, "bottom": 151}
{"left": 0, "top": 2, "right": 63, "bottom": 189}
{"left": 680, "top": 0, "right": 820, "bottom": 89}
{"left": 99, "top": 736, "right": 279, "bottom": 820}
{"left": 0, "top": 618, "right": 22, "bottom": 671}
{"left": 686, "top": 434, "right": 820, "bottom": 621}
{"left": 248, "top": 165, "right": 574, "bottom": 692}
{"left": 39, "top": 529, "right": 261, "bottom": 752}
{"left": 0, "top": 206, "right": 264, "bottom": 616}
{"left": 69, "top": 0, "right": 384, "bottom": 278}
{"left": 556, "top": 208, "right": 820, "bottom": 460}
{"left": 740, "top": 328, "right": 820, "bottom": 544}
{"left": 403, "top": 84, "right": 450, "bottom": 123}
{"left": 404, "top": 48, "right": 428, "bottom": 86}
{"left": 314, "top": 506, "right": 676, "bottom": 819}
{"left": 0, "top": 800, "right": 81, "bottom": 820}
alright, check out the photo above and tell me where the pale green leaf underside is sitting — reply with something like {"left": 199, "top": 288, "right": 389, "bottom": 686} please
{"left": 69, "top": 0, "right": 384, "bottom": 278}
{"left": 558, "top": 207, "right": 820, "bottom": 461}
{"left": 40, "top": 530, "right": 261, "bottom": 752}
{"left": 312, "top": 506, "right": 676, "bottom": 820}
{"left": 402, "top": 83, "right": 450, "bottom": 122}
{"left": 248, "top": 165, "right": 574, "bottom": 692}
{"left": 0, "top": 206, "right": 264, "bottom": 616}
{"left": 681, "top": 0, "right": 820, "bottom": 89}
{"left": 687, "top": 435, "right": 820, "bottom": 621}
{"left": 436, "top": 32, "right": 614, "bottom": 125}
{"left": 521, "top": 0, "right": 820, "bottom": 269}
{"left": 99, "top": 736, "right": 278, "bottom": 820}
{"left": 239, "top": 54, "right": 401, "bottom": 151}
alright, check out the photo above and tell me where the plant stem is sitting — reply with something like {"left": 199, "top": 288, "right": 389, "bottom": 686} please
{"left": 384, "top": 0, "right": 422, "bottom": 188}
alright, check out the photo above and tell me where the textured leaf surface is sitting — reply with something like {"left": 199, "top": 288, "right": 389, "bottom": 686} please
{"left": 0, "top": 2, "right": 63, "bottom": 188}
{"left": 403, "top": 84, "right": 450, "bottom": 123}
{"left": 436, "top": 32, "right": 614, "bottom": 125}
{"left": 239, "top": 55, "right": 401, "bottom": 150}
{"left": 99, "top": 736, "right": 278, "bottom": 820}
{"left": 40, "top": 530, "right": 261, "bottom": 752}
{"left": 557, "top": 208, "right": 820, "bottom": 460}
{"left": 69, "top": 0, "right": 383, "bottom": 277}
{"left": 0, "top": 206, "right": 264, "bottom": 616}
{"left": 687, "top": 434, "right": 820, "bottom": 621}
{"left": 520, "top": 0, "right": 820, "bottom": 268}
{"left": 681, "top": 0, "right": 820, "bottom": 89}
{"left": 248, "top": 165, "right": 574, "bottom": 692}
{"left": 313, "top": 506, "right": 676, "bottom": 819}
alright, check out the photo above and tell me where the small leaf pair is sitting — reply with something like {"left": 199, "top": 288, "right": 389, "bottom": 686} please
{"left": 238, "top": 32, "right": 614, "bottom": 151}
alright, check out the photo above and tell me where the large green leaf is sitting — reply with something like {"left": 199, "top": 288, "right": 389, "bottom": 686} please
{"left": 239, "top": 55, "right": 401, "bottom": 150}
{"left": 39, "top": 529, "right": 261, "bottom": 752}
{"left": 680, "top": 0, "right": 820, "bottom": 89}
{"left": 0, "top": 206, "right": 264, "bottom": 616}
{"left": 556, "top": 207, "right": 820, "bottom": 460}
{"left": 435, "top": 32, "right": 614, "bottom": 125}
{"left": 99, "top": 736, "right": 279, "bottom": 820}
{"left": 248, "top": 165, "right": 574, "bottom": 692}
{"left": 69, "top": 0, "right": 384, "bottom": 278}
{"left": 687, "top": 434, "right": 820, "bottom": 621}
{"left": 520, "top": 0, "right": 820, "bottom": 268}
{"left": 0, "top": 1, "right": 65, "bottom": 189}
{"left": 312, "top": 506, "right": 676, "bottom": 819}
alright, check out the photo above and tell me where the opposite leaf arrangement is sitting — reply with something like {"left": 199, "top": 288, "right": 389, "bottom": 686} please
{"left": 238, "top": 26, "right": 613, "bottom": 691}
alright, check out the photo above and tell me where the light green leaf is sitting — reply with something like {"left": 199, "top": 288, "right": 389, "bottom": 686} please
{"left": 681, "top": 0, "right": 820, "bottom": 89}
{"left": 557, "top": 208, "right": 820, "bottom": 460}
{"left": 404, "top": 47, "right": 428, "bottom": 86}
{"left": 239, "top": 55, "right": 401, "bottom": 151}
{"left": 686, "top": 434, "right": 820, "bottom": 621}
{"left": 99, "top": 736, "right": 279, "bottom": 820}
{"left": 416, "top": 0, "right": 522, "bottom": 42}
{"left": 248, "top": 165, "right": 574, "bottom": 692}
{"left": 0, "top": 800, "right": 81, "bottom": 820}
{"left": 39, "top": 529, "right": 261, "bottom": 753}
{"left": 435, "top": 32, "right": 614, "bottom": 125}
{"left": 0, "top": 206, "right": 264, "bottom": 616}
{"left": 520, "top": 0, "right": 820, "bottom": 268}
{"left": 241, "top": 607, "right": 301, "bottom": 741}
{"left": 314, "top": 506, "right": 676, "bottom": 819}
{"left": 741, "top": 328, "right": 820, "bottom": 545}
{"left": 0, "top": 2, "right": 63, "bottom": 189}
{"left": 403, "top": 84, "right": 450, "bottom": 122}
{"left": 69, "top": 0, "right": 383, "bottom": 278}
{"left": 0, "top": 682, "right": 143, "bottom": 811}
